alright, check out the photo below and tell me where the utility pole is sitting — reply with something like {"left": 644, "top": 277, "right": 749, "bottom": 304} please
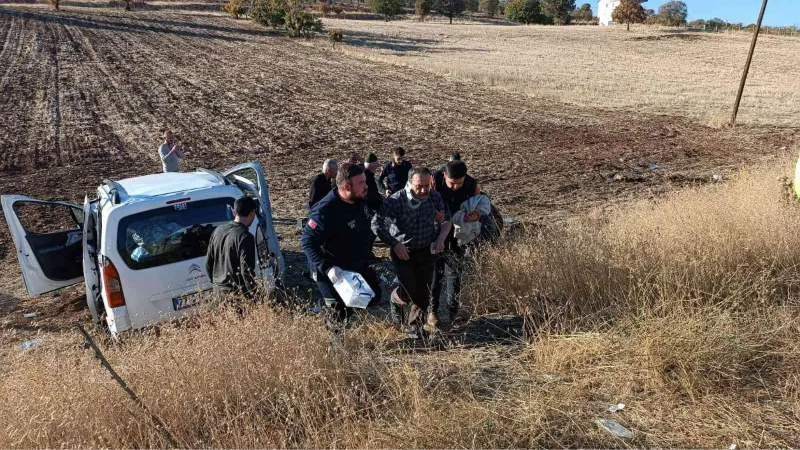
{"left": 730, "top": 0, "right": 768, "bottom": 127}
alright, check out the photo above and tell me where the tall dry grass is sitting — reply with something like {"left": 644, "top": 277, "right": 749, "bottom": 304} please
{"left": 469, "top": 163, "right": 800, "bottom": 325}
{"left": 1, "top": 162, "right": 800, "bottom": 448}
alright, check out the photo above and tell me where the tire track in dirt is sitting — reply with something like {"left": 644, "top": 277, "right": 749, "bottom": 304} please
{"left": 49, "top": 22, "right": 63, "bottom": 167}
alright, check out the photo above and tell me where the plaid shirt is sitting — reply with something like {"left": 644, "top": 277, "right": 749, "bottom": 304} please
{"left": 372, "top": 189, "right": 450, "bottom": 251}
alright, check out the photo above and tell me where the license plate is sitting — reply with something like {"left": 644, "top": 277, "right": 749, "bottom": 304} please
{"left": 172, "top": 292, "right": 204, "bottom": 311}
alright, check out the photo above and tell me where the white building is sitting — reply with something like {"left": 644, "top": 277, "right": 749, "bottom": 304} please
{"left": 598, "top": 0, "right": 621, "bottom": 26}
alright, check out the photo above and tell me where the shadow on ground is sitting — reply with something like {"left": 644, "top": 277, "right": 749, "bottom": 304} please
{"left": 0, "top": 7, "right": 275, "bottom": 42}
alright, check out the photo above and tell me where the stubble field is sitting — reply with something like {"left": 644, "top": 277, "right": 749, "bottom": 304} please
{"left": 319, "top": 18, "right": 800, "bottom": 127}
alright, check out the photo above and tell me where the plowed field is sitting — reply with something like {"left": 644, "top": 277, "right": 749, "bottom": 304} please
{"left": 0, "top": 6, "right": 797, "bottom": 334}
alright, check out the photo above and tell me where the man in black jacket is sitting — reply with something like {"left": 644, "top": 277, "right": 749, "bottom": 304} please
{"left": 430, "top": 159, "right": 482, "bottom": 327}
{"left": 206, "top": 196, "right": 258, "bottom": 299}
{"left": 308, "top": 159, "right": 337, "bottom": 209}
{"left": 378, "top": 147, "right": 412, "bottom": 198}
{"left": 301, "top": 163, "right": 382, "bottom": 324}
{"left": 363, "top": 153, "right": 383, "bottom": 213}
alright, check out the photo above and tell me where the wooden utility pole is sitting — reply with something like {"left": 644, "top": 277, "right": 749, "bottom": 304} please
{"left": 730, "top": 0, "right": 768, "bottom": 127}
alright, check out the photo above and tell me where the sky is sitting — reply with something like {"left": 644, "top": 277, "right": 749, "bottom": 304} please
{"left": 639, "top": 0, "right": 799, "bottom": 26}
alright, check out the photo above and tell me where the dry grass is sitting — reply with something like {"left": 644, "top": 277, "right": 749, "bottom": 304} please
{"left": 318, "top": 19, "right": 800, "bottom": 127}
{"left": 2, "top": 159, "right": 800, "bottom": 448}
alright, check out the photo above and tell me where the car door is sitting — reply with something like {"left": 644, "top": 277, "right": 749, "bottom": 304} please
{"left": 222, "top": 162, "right": 285, "bottom": 282}
{"left": 1, "top": 195, "right": 85, "bottom": 296}
{"left": 82, "top": 196, "right": 102, "bottom": 323}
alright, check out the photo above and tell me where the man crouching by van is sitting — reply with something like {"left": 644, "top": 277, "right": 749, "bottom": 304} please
{"left": 301, "top": 163, "right": 382, "bottom": 328}
{"left": 206, "top": 196, "right": 258, "bottom": 300}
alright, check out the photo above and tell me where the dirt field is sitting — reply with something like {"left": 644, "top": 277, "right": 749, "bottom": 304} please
{"left": 319, "top": 18, "right": 800, "bottom": 127}
{"left": 0, "top": 6, "right": 798, "bottom": 337}
{"left": 1, "top": 6, "right": 800, "bottom": 447}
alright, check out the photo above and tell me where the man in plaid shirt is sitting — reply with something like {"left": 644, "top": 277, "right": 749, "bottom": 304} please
{"left": 372, "top": 166, "right": 452, "bottom": 338}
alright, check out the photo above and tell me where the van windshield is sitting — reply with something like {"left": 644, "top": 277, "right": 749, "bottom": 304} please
{"left": 117, "top": 198, "right": 235, "bottom": 270}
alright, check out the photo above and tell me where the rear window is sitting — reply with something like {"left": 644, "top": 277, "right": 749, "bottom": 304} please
{"left": 117, "top": 198, "right": 235, "bottom": 270}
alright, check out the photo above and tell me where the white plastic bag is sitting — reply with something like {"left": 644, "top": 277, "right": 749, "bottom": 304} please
{"left": 334, "top": 270, "right": 375, "bottom": 309}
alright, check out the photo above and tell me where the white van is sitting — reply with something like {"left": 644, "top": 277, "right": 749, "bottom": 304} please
{"left": 2, "top": 162, "right": 285, "bottom": 337}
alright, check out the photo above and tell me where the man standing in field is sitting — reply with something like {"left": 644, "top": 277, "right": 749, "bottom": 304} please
{"left": 372, "top": 167, "right": 451, "bottom": 338}
{"left": 363, "top": 153, "right": 383, "bottom": 214}
{"left": 378, "top": 147, "right": 413, "bottom": 198}
{"left": 309, "top": 159, "right": 338, "bottom": 209}
{"left": 158, "top": 130, "right": 184, "bottom": 173}
{"left": 430, "top": 159, "right": 482, "bottom": 327}
{"left": 302, "top": 163, "right": 382, "bottom": 326}
{"left": 205, "top": 196, "right": 258, "bottom": 300}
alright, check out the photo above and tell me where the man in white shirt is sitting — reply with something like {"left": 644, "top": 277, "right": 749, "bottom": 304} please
{"left": 158, "top": 130, "right": 184, "bottom": 172}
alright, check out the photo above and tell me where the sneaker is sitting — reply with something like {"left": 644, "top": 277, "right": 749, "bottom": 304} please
{"left": 449, "top": 308, "right": 468, "bottom": 326}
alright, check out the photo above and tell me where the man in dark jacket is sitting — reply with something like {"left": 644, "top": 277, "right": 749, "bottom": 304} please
{"left": 308, "top": 159, "right": 337, "bottom": 209}
{"left": 378, "top": 147, "right": 412, "bottom": 198}
{"left": 430, "top": 159, "right": 482, "bottom": 327}
{"left": 301, "top": 163, "right": 382, "bottom": 325}
{"left": 364, "top": 153, "right": 383, "bottom": 213}
{"left": 206, "top": 196, "right": 258, "bottom": 299}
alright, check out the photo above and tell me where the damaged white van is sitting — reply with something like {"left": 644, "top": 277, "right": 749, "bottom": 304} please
{"left": 2, "top": 162, "right": 284, "bottom": 336}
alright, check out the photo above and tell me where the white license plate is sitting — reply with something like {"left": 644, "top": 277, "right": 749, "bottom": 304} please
{"left": 172, "top": 292, "right": 204, "bottom": 311}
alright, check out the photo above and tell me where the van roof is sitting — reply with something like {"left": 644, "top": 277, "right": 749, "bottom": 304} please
{"left": 109, "top": 172, "right": 226, "bottom": 202}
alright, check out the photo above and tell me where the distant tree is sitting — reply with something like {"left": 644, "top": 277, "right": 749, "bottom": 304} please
{"left": 328, "top": 28, "right": 344, "bottom": 47}
{"left": 367, "top": 0, "right": 406, "bottom": 20}
{"left": 541, "top": 0, "right": 575, "bottom": 25}
{"left": 707, "top": 17, "right": 728, "bottom": 31}
{"left": 436, "top": 0, "right": 466, "bottom": 23}
{"left": 465, "top": 0, "right": 479, "bottom": 13}
{"left": 251, "top": 0, "right": 288, "bottom": 28}
{"left": 415, "top": 0, "right": 432, "bottom": 19}
{"left": 284, "top": 0, "right": 323, "bottom": 37}
{"left": 505, "top": 0, "right": 546, "bottom": 24}
{"left": 570, "top": 2, "right": 592, "bottom": 22}
{"left": 687, "top": 18, "right": 705, "bottom": 28}
{"left": 480, "top": 0, "right": 499, "bottom": 17}
{"left": 222, "top": 0, "right": 245, "bottom": 18}
{"left": 657, "top": 0, "right": 687, "bottom": 26}
{"left": 611, "top": 0, "right": 647, "bottom": 30}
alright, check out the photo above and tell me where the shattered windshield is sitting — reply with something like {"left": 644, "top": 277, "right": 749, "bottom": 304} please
{"left": 117, "top": 198, "right": 235, "bottom": 270}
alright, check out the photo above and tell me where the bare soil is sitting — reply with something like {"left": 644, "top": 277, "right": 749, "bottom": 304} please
{"left": 0, "top": 6, "right": 797, "bottom": 342}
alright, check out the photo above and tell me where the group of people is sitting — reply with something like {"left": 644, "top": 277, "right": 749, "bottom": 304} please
{"left": 301, "top": 147, "right": 495, "bottom": 338}
{"left": 154, "top": 131, "right": 496, "bottom": 339}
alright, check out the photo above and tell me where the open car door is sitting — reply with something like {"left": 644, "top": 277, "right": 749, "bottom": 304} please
{"left": 1, "top": 195, "right": 85, "bottom": 296}
{"left": 222, "top": 162, "right": 286, "bottom": 283}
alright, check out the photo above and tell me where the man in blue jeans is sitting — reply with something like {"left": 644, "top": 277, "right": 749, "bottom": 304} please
{"left": 301, "top": 163, "right": 382, "bottom": 327}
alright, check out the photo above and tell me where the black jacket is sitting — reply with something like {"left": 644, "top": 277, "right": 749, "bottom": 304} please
{"left": 433, "top": 171, "right": 480, "bottom": 217}
{"left": 309, "top": 173, "right": 334, "bottom": 208}
{"left": 364, "top": 168, "right": 383, "bottom": 213}
{"left": 205, "top": 221, "right": 256, "bottom": 298}
{"left": 378, "top": 160, "right": 412, "bottom": 194}
{"left": 301, "top": 189, "right": 372, "bottom": 274}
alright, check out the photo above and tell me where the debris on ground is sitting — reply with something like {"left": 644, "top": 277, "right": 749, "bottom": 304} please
{"left": 606, "top": 403, "right": 625, "bottom": 413}
{"left": 23, "top": 312, "right": 37, "bottom": 319}
{"left": 595, "top": 418, "right": 634, "bottom": 439}
{"left": 18, "top": 338, "right": 44, "bottom": 350}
